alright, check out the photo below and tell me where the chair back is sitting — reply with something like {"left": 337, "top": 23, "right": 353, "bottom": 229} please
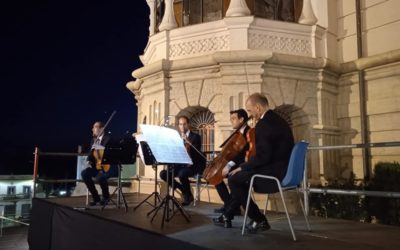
{"left": 281, "top": 141, "right": 309, "bottom": 187}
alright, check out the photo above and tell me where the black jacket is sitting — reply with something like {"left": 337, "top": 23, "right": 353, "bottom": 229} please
{"left": 186, "top": 131, "right": 206, "bottom": 174}
{"left": 240, "top": 110, "right": 294, "bottom": 192}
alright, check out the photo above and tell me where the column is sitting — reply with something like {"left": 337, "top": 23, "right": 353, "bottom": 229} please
{"left": 158, "top": 0, "right": 178, "bottom": 31}
{"left": 298, "top": 0, "right": 318, "bottom": 25}
{"left": 226, "top": 0, "right": 251, "bottom": 17}
{"left": 146, "top": 0, "right": 156, "bottom": 35}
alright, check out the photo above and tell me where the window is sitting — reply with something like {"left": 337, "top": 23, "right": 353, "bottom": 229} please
{"left": 7, "top": 186, "right": 16, "bottom": 195}
{"left": 21, "top": 204, "right": 31, "bottom": 218}
{"left": 4, "top": 204, "right": 16, "bottom": 216}
{"left": 23, "top": 186, "right": 32, "bottom": 198}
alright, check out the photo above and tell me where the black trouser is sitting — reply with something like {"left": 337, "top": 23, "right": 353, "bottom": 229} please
{"left": 224, "top": 170, "right": 266, "bottom": 222}
{"left": 81, "top": 166, "right": 117, "bottom": 201}
{"left": 215, "top": 181, "right": 231, "bottom": 206}
{"left": 160, "top": 165, "right": 194, "bottom": 198}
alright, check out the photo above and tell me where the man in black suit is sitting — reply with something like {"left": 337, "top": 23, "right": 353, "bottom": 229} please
{"left": 214, "top": 109, "right": 249, "bottom": 214}
{"left": 81, "top": 121, "right": 117, "bottom": 206}
{"left": 214, "top": 93, "right": 294, "bottom": 233}
{"left": 160, "top": 115, "right": 205, "bottom": 206}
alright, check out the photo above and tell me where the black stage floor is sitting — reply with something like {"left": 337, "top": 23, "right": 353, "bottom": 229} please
{"left": 31, "top": 193, "right": 400, "bottom": 250}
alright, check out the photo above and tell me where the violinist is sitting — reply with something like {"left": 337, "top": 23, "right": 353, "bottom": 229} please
{"left": 159, "top": 115, "right": 205, "bottom": 206}
{"left": 213, "top": 93, "right": 294, "bottom": 234}
{"left": 81, "top": 121, "right": 117, "bottom": 206}
{"left": 213, "top": 109, "right": 249, "bottom": 215}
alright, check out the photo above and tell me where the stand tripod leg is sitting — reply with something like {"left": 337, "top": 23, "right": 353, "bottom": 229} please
{"left": 134, "top": 191, "right": 162, "bottom": 211}
{"left": 118, "top": 187, "right": 128, "bottom": 212}
{"left": 133, "top": 164, "right": 162, "bottom": 211}
{"left": 101, "top": 164, "right": 128, "bottom": 212}
{"left": 167, "top": 196, "right": 190, "bottom": 222}
{"left": 150, "top": 198, "right": 166, "bottom": 222}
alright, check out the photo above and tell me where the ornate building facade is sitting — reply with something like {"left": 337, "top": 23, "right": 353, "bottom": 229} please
{"left": 127, "top": 0, "right": 400, "bottom": 186}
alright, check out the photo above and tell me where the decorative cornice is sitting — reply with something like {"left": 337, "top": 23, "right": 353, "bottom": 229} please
{"left": 341, "top": 49, "right": 400, "bottom": 73}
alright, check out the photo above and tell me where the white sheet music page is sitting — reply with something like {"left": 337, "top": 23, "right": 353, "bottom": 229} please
{"left": 139, "top": 124, "right": 193, "bottom": 165}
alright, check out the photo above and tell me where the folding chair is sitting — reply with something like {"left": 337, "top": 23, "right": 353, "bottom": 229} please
{"left": 241, "top": 141, "right": 311, "bottom": 241}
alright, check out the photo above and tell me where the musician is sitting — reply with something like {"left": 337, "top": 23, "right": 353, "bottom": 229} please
{"left": 214, "top": 93, "right": 294, "bottom": 233}
{"left": 214, "top": 109, "right": 249, "bottom": 215}
{"left": 159, "top": 115, "right": 205, "bottom": 206}
{"left": 81, "top": 121, "right": 117, "bottom": 206}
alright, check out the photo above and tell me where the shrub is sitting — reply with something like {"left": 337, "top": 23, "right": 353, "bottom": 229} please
{"left": 365, "top": 162, "right": 400, "bottom": 225}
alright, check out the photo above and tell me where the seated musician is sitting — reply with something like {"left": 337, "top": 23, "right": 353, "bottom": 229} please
{"left": 159, "top": 115, "right": 205, "bottom": 206}
{"left": 81, "top": 121, "right": 117, "bottom": 206}
{"left": 213, "top": 93, "right": 294, "bottom": 233}
{"left": 213, "top": 109, "right": 250, "bottom": 215}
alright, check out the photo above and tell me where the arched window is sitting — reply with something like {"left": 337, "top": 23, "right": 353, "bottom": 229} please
{"left": 190, "top": 110, "right": 216, "bottom": 160}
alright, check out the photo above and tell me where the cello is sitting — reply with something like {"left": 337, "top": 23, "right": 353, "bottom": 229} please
{"left": 202, "top": 117, "right": 251, "bottom": 185}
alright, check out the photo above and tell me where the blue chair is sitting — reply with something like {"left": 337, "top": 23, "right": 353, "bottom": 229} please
{"left": 241, "top": 141, "right": 311, "bottom": 241}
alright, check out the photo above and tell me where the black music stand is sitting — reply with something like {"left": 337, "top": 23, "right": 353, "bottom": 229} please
{"left": 100, "top": 136, "right": 137, "bottom": 212}
{"left": 147, "top": 164, "right": 190, "bottom": 228}
{"left": 133, "top": 141, "right": 162, "bottom": 211}
{"left": 136, "top": 124, "right": 193, "bottom": 228}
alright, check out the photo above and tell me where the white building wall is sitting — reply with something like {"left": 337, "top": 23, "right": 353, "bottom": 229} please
{"left": 335, "top": 0, "right": 400, "bottom": 63}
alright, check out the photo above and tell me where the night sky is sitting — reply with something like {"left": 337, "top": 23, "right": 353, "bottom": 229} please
{"left": 0, "top": 0, "right": 149, "bottom": 174}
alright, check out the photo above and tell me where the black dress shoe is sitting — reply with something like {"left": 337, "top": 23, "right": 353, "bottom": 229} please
{"left": 214, "top": 206, "right": 225, "bottom": 213}
{"left": 89, "top": 198, "right": 101, "bottom": 206}
{"left": 212, "top": 215, "right": 232, "bottom": 228}
{"left": 89, "top": 201, "right": 98, "bottom": 206}
{"left": 245, "top": 219, "right": 271, "bottom": 234}
{"left": 181, "top": 194, "right": 194, "bottom": 206}
{"left": 100, "top": 197, "right": 110, "bottom": 206}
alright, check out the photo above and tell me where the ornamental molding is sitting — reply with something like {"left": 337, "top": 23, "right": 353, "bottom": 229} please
{"left": 169, "top": 35, "right": 230, "bottom": 59}
{"left": 249, "top": 32, "right": 312, "bottom": 57}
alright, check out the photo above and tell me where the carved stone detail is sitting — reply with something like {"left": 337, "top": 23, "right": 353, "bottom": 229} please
{"left": 170, "top": 82, "right": 187, "bottom": 110}
{"left": 170, "top": 35, "right": 229, "bottom": 58}
{"left": 249, "top": 33, "right": 311, "bottom": 56}
{"left": 185, "top": 80, "right": 203, "bottom": 106}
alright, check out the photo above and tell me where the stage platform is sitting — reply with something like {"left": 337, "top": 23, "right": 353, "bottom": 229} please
{"left": 27, "top": 193, "right": 400, "bottom": 250}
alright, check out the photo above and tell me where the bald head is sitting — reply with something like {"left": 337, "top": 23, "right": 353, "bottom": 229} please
{"left": 245, "top": 93, "right": 269, "bottom": 120}
{"left": 247, "top": 93, "right": 269, "bottom": 108}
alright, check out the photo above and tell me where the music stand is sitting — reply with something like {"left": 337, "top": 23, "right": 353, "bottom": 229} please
{"left": 100, "top": 136, "right": 138, "bottom": 212}
{"left": 133, "top": 141, "right": 162, "bottom": 211}
{"left": 137, "top": 124, "right": 193, "bottom": 228}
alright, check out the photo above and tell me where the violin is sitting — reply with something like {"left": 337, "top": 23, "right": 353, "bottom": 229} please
{"left": 245, "top": 117, "right": 256, "bottom": 161}
{"left": 182, "top": 132, "right": 191, "bottom": 154}
{"left": 89, "top": 111, "right": 116, "bottom": 173}
{"left": 92, "top": 144, "right": 110, "bottom": 172}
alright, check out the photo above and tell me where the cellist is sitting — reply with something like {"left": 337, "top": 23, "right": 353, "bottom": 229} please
{"left": 81, "top": 121, "right": 118, "bottom": 206}
{"left": 213, "top": 109, "right": 250, "bottom": 216}
{"left": 213, "top": 93, "right": 294, "bottom": 233}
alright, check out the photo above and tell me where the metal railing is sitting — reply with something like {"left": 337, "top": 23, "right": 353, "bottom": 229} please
{"left": 0, "top": 210, "right": 29, "bottom": 237}
{"left": 303, "top": 141, "right": 400, "bottom": 215}
{"left": 32, "top": 147, "right": 141, "bottom": 200}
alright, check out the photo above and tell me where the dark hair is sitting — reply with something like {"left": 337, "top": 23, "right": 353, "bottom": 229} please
{"left": 248, "top": 93, "right": 269, "bottom": 107}
{"left": 178, "top": 115, "right": 190, "bottom": 124}
{"left": 94, "top": 121, "right": 105, "bottom": 128}
{"left": 230, "top": 109, "right": 248, "bottom": 121}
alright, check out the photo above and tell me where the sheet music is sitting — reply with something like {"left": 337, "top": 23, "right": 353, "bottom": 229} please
{"left": 140, "top": 124, "right": 193, "bottom": 165}
{"left": 134, "top": 133, "right": 147, "bottom": 165}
